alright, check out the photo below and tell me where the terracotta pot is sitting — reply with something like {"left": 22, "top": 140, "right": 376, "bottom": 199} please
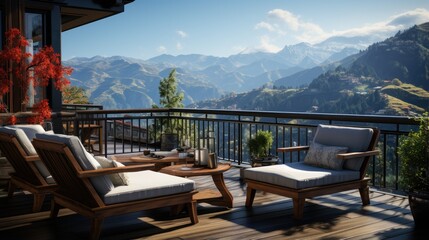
{"left": 160, "top": 133, "right": 179, "bottom": 151}
{"left": 408, "top": 192, "right": 429, "bottom": 227}
{"left": 251, "top": 155, "right": 279, "bottom": 167}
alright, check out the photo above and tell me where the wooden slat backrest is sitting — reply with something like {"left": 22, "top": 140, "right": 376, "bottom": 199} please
{"left": 359, "top": 128, "right": 380, "bottom": 179}
{"left": 33, "top": 138, "right": 104, "bottom": 208}
{"left": 0, "top": 132, "right": 45, "bottom": 185}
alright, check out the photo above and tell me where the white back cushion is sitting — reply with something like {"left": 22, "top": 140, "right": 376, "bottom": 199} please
{"left": 313, "top": 124, "right": 374, "bottom": 170}
{"left": 35, "top": 133, "right": 114, "bottom": 196}
{"left": 0, "top": 126, "right": 52, "bottom": 180}
{"left": 0, "top": 126, "right": 37, "bottom": 155}
{"left": 6, "top": 125, "right": 53, "bottom": 179}
{"left": 7, "top": 124, "right": 46, "bottom": 141}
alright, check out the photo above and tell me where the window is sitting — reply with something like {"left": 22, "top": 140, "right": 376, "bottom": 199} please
{"left": 25, "top": 12, "right": 44, "bottom": 107}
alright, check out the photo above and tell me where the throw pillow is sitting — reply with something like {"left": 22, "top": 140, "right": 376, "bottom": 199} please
{"left": 94, "top": 156, "right": 129, "bottom": 186}
{"left": 304, "top": 142, "right": 348, "bottom": 170}
{"left": 112, "top": 160, "right": 129, "bottom": 185}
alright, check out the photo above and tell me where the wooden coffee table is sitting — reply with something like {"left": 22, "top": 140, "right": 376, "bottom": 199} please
{"left": 160, "top": 163, "right": 233, "bottom": 208}
{"left": 111, "top": 154, "right": 193, "bottom": 171}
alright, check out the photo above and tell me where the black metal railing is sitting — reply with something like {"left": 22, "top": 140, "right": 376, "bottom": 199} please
{"left": 54, "top": 107, "right": 419, "bottom": 192}
{"left": 62, "top": 103, "right": 103, "bottom": 111}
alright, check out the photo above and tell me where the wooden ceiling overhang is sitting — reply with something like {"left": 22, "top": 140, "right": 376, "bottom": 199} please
{"left": 59, "top": 0, "right": 134, "bottom": 31}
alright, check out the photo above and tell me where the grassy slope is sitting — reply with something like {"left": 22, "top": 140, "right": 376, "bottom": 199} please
{"left": 382, "top": 83, "right": 429, "bottom": 98}
{"left": 382, "top": 83, "right": 429, "bottom": 115}
{"left": 385, "top": 95, "right": 425, "bottom": 115}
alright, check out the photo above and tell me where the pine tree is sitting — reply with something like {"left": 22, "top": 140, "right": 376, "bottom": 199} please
{"left": 153, "top": 69, "right": 184, "bottom": 108}
{"left": 153, "top": 68, "right": 185, "bottom": 135}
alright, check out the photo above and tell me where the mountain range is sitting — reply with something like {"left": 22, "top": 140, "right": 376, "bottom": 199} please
{"left": 196, "top": 23, "right": 429, "bottom": 116}
{"left": 64, "top": 33, "right": 383, "bottom": 110}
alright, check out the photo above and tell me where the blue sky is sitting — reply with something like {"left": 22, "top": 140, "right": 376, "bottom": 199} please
{"left": 61, "top": 0, "right": 429, "bottom": 61}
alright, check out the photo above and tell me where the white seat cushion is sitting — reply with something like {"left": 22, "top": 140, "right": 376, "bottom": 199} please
{"left": 103, "top": 170, "right": 195, "bottom": 204}
{"left": 244, "top": 162, "right": 360, "bottom": 189}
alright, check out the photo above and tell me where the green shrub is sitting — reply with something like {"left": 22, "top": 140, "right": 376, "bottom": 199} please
{"left": 248, "top": 130, "right": 273, "bottom": 159}
{"left": 398, "top": 113, "right": 429, "bottom": 193}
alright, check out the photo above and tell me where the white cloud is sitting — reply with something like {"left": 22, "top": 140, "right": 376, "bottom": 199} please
{"left": 157, "top": 45, "right": 167, "bottom": 53}
{"left": 253, "top": 7, "right": 429, "bottom": 49}
{"left": 331, "top": 23, "right": 396, "bottom": 38}
{"left": 388, "top": 8, "right": 429, "bottom": 28}
{"left": 268, "top": 9, "right": 300, "bottom": 31}
{"left": 255, "top": 35, "right": 282, "bottom": 53}
{"left": 255, "top": 9, "right": 328, "bottom": 44}
{"left": 329, "top": 8, "right": 429, "bottom": 40}
{"left": 255, "top": 21, "right": 276, "bottom": 32}
{"left": 176, "top": 42, "right": 183, "bottom": 51}
{"left": 177, "top": 30, "right": 188, "bottom": 38}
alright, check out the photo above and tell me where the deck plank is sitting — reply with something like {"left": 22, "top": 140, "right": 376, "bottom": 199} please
{"left": 0, "top": 167, "right": 421, "bottom": 239}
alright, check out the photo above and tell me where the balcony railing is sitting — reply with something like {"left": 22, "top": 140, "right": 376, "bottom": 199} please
{"left": 62, "top": 103, "right": 103, "bottom": 111}
{"left": 54, "top": 108, "right": 419, "bottom": 193}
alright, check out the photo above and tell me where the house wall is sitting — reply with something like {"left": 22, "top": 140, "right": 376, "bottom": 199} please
{"left": 0, "top": 0, "right": 129, "bottom": 130}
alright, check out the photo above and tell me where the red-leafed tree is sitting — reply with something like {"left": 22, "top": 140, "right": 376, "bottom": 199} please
{"left": 0, "top": 28, "right": 73, "bottom": 124}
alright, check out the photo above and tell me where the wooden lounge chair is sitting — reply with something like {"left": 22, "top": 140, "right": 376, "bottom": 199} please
{"left": 244, "top": 124, "right": 380, "bottom": 220}
{"left": 0, "top": 125, "right": 57, "bottom": 212}
{"left": 33, "top": 133, "right": 198, "bottom": 240}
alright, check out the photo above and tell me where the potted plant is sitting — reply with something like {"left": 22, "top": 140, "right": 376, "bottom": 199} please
{"left": 248, "top": 130, "right": 278, "bottom": 167}
{"left": 158, "top": 118, "right": 180, "bottom": 150}
{"left": 398, "top": 113, "right": 429, "bottom": 227}
{"left": 152, "top": 69, "right": 184, "bottom": 150}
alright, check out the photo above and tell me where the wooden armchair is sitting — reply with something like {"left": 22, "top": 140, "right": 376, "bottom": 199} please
{"left": 33, "top": 133, "right": 198, "bottom": 240}
{"left": 244, "top": 124, "right": 380, "bottom": 219}
{"left": 0, "top": 126, "right": 57, "bottom": 212}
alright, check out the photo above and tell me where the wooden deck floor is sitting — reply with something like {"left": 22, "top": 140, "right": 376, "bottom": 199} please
{"left": 0, "top": 167, "right": 422, "bottom": 240}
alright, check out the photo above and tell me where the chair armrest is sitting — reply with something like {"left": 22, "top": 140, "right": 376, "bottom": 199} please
{"left": 25, "top": 155, "right": 40, "bottom": 162}
{"left": 277, "top": 146, "right": 310, "bottom": 153}
{"left": 336, "top": 150, "right": 380, "bottom": 160}
{"left": 77, "top": 164, "right": 156, "bottom": 178}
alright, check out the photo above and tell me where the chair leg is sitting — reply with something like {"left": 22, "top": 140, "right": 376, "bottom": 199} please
{"left": 7, "top": 180, "right": 16, "bottom": 198}
{"left": 90, "top": 217, "right": 104, "bottom": 240}
{"left": 90, "top": 142, "right": 95, "bottom": 153}
{"left": 359, "top": 185, "right": 370, "bottom": 206}
{"left": 50, "top": 200, "right": 60, "bottom": 218}
{"left": 170, "top": 204, "right": 185, "bottom": 216}
{"left": 293, "top": 198, "right": 305, "bottom": 220}
{"left": 245, "top": 186, "right": 256, "bottom": 208}
{"left": 187, "top": 201, "right": 199, "bottom": 224}
{"left": 32, "top": 193, "right": 45, "bottom": 212}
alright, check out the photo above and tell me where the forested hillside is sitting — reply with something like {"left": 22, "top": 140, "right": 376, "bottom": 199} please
{"left": 350, "top": 22, "right": 429, "bottom": 90}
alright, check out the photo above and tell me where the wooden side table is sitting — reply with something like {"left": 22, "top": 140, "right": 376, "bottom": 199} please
{"left": 160, "top": 163, "right": 233, "bottom": 208}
